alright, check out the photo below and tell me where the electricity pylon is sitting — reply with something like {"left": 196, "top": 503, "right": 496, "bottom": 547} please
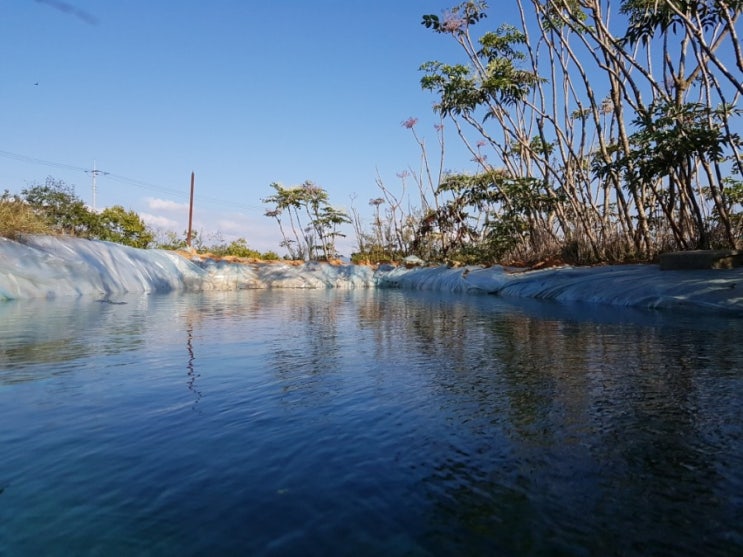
{"left": 86, "top": 161, "right": 109, "bottom": 211}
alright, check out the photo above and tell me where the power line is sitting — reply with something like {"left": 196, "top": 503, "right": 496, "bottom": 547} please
{"left": 0, "top": 148, "right": 264, "bottom": 212}
{"left": 0, "top": 149, "right": 87, "bottom": 173}
{"left": 106, "top": 173, "right": 264, "bottom": 212}
{"left": 106, "top": 173, "right": 193, "bottom": 199}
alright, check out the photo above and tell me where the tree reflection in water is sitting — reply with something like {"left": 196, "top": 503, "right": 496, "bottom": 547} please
{"left": 365, "top": 292, "right": 742, "bottom": 556}
{"left": 0, "top": 289, "right": 741, "bottom": 555}
{"left": 185, "top": 318, "right": 202, "bottom": 410}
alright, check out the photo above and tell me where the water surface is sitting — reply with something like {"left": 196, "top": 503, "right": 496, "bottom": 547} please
{"left": 1, "top": 290, "right": 742, "bottom": 556}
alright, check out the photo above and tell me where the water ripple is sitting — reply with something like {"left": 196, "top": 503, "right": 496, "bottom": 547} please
{"left": 1, "top": 289, "right": 741, "bottom": 556}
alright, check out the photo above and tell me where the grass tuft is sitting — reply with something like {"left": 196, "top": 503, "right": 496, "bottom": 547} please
{"left": 0, "top": 199, "right": 53, "bottom": 239}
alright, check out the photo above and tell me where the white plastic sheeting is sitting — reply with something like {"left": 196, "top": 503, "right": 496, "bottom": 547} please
{"left": 376, "top": 262, "right": 743, "bottom": 314}
{"left": 1, "top": 235, "right": 742, "bottom": 314}
{"left": 0, "top": 236, "right": 375, "bottom": 300}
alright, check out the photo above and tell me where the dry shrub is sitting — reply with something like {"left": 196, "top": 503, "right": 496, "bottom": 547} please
{"left": 0, "top": 199, "right": 52, "bottom": 239}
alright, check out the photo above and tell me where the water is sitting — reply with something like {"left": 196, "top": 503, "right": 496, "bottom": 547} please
{"left": 1, "top": 289, "right": 742, "bottom": 557}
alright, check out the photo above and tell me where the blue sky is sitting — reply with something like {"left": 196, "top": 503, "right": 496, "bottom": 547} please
{"left": 1, "top": 0, "right": 516, "bottom": 254}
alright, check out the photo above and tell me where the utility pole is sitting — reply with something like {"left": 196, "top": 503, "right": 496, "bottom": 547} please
{"left": 86, "top": 161, "right": 109, "bottom": 211}
{"left": 187, "top": 172, "right": 195, "bottom": 248}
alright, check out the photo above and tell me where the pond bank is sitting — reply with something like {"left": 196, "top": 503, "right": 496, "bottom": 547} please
{"left": 376, "top": 263, "right": 743, "bottom": 315}
{"left": 1, "top": 235, "right": 741, "bottom": 315}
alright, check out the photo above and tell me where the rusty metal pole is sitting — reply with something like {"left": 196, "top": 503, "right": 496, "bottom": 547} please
{"left": 186, "top": 171, "right": 195, "bottom": 248}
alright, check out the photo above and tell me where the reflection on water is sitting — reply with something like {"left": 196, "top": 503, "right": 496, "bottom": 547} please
{"left": 184, "top": 317, "right": 201, "bottom": 409}
{"left": 0, "top": 289, "right": 742, "bottom": 556}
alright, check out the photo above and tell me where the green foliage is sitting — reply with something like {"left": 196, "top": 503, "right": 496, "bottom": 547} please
{"left": 263, "top": 182, "right": 308, "bottom": 260}
{"left": 722, "top": 178, "right": 743, "bottom": 207}
{"left": 484, "top": 213, "right": 529, "bottom": 258}
{"left": 154, "top": 230, "right": 189, "bottom": 251}
{"left": 619, "top": 0, "right": 739, "bottom": 46}
{"left": 260, "top": 251, "right": 280, "bottom": 261}
{"left": 628, "top": 102, "right": 731, "bottom": 180}
{"left": 208, "top": 237, "right": 279, "bottom": 260}
{"left": 153, "top": 231, "right": 279, "bottom": 260}
{"left": 422, "top": 1, "right": 488, "bottom": 34}
{"left": 420, "top": 62, "right": 485, "bottom": 116}
{"left": 351, "top": 248, "right": 390, "bottom": 265}
{"left": 416, "top": 171, "right": 556, "bottom": 261}
{"left": 21, "top": 177, "right": 94, "bottom": 236}
{"left": 93, "top": 205, "right": 154, "bottom": 249}
{"left": 4, "top": 176, "right": 282, "bottom": 257}
{"left": 7, "top": 177, "right": 155, "bottom": 249}
{"left": 538, "top": 0, "right": 588, "bottom": 31}
{"left": 592, "top": 101, "right": 741, "bottom": 248}
{"left": 263, "top": 181, "right": 350, "bottom": 260}
{"left": 413, "top": 0, "right": 743, "bottom": 262}
{"left": 420, "top": 19, "right": 541, "bottom": 118}
{"left": 446, "top": 240, "right": 503, "bottom": 265}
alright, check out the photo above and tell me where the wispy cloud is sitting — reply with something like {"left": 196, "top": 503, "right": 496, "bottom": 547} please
{"left": 146, "top": 197, "right": 189, "bottom": 212}
{"left": 140, "top": 212, "right": 179, "bottom": 229}
{"left": 215, "top": 219, "right": 246, "bottom": 234}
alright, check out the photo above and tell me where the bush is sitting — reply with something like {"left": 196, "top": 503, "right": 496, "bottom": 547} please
{"left": 0, "top": 193, "right": 52, "bottom": 239}
{"left": 208, "top": 238, "right": 280, "bottom": 260}
{"left": 92, "top": 205, "right": 154, "bottom": 249}
{"left": 21, "top": 178, "right": 93, "bottom": 236}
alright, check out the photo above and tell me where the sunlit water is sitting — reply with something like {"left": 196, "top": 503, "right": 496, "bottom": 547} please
{"left": 1, "top": 289, "right": 742, "bottom": 557}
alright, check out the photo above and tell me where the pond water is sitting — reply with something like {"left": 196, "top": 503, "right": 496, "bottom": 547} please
{"left": 1, "top": 289, "right": 742, "bottom": 556}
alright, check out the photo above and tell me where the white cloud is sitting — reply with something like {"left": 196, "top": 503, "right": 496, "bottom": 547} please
{"left": 215, "top": 218, "right": 246, "bottom": 234}
{"left": 146, "top": 197, "right": 189, "bottom": 212}
{"left": 136, "top": 204, "right": 362, "bottom": 256}
{"left": 140, "top": 212, "right": 179, "bottom": 229}
{"left": 211, "top": 218, "right": 281, "bottom": 251}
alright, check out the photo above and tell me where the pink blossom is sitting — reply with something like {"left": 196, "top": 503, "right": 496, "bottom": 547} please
{"left": 402, "top": 117, "right": 418, "bottom": 129}
{"left": 442, "top": 11, "right": 466, "bottom": 33}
